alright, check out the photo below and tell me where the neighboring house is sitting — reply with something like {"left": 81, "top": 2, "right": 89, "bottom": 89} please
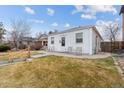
{"left": 8, "top": 37, "right": 36, "bottom": 49}
{"left": 8, "top": 35, "right": 48, "bottom": 50}
{"left": 48, "top": 26, "right": 103, "bottom": 55}
{"left": 19, "top": 37, "right": 36, "bottom": 48}
{"left": 35, "top": 34, "right": 48, "bottom": 50}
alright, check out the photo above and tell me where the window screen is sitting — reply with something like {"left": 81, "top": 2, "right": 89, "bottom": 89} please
{"left": 76, "top": 32, "right": 83, "bottom": 43}
{"left": 51, "top": 37, "right": 54, "bottom": 44}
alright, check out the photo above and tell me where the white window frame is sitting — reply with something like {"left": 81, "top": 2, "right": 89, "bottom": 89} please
{"left": 51, "top": 37, "right": 54, "bottom": 44}
{"left": 76, "top": 32, "right": 83, "bottom": 43}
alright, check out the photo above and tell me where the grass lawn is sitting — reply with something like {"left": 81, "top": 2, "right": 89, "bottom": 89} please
{"left": 0, "top": 55, "right": 123, "bottom": 88}
{"left": 0, "top": 51, "right": 41, "bottom": 61}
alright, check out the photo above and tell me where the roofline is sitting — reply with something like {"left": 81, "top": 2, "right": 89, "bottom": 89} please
{"left": 92, "top": 26, "right": 103, "bottom": 40}
{"left": 38, "top": 34, "right": 48, "bottom": 39}
{"left": 48, "top": 26, "right": 103, "bottom": 40}
{"left": 49, "top": 26, "right": 95, "bottom": 36}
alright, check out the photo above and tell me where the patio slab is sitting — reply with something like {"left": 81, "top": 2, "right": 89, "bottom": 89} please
{"left": 46, "top": 52, "right": 111, "bottom": 59}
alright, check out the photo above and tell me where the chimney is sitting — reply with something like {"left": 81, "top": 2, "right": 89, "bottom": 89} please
{"left": 120, "top": 5, "right": 124, "bottom": 41}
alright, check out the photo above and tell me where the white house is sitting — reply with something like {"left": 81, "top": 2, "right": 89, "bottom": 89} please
{"left": 48, "top": 26, "right": 103, "bottom": 55}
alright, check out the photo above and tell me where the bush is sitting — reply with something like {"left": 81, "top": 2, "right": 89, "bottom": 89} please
{"left": 0, "top": 44, "right": 10, "bottom": 52}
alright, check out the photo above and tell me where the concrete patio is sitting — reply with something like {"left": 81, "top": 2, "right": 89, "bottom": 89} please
{"left": 46, "top": 51, "right": 111, "bottom": 59}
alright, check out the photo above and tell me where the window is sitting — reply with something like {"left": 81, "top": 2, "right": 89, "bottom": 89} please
{"left": 61, "top": 37, "right": 65, "bottom": 46}
{"left": 51, "top": 37, "right": 54, "bottom": 44}
{"left": 76, "top": 32, "right": 83, "bottom": 43}
{"left": 95, "top": 36, "right": 98, "bottom": 46}
{"left": 43, "top": 41, "right": 46, "bottom": 45}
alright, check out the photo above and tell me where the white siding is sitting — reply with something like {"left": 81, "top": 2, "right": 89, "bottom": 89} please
{"left": 92, "top": 29, "right": 102, "bottom": 54}
{"left": 48, "top": 28, "right": 102, "bottom": 55}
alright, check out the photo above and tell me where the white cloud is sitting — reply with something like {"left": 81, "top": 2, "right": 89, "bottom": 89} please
{"left": 88, "top": 5, "right": 117, "bottom": 15}
{"left": 96, "top": 20, "right": 113, "bottom": 26}
{"left": 25, "top": 7, "right": 35, "bottom": 15}
{"left": 115, "top": 18, "right": 120, "bottom": 21}
{"left": 81, "top": 14, "right": 96, "bottom": 19}
{"left": 30, "top": 19, "right": 44, "bottom": 24}
{"left": 64, "top": 23, "right": 70, "bottom": 27}
{"left": 72, "top": 5, "right": 117, "bottom": 20}
{"left": 52, "top": 22, "right": 58, "bottom": 27}
{"left": 72, "top": 5, "right": 117, "bottom": 16}
{"left": 47, "top": 8, "right": 55, "bottom": 16}
{"left": 72, "top": 5, "right": 84, "bottom": 14}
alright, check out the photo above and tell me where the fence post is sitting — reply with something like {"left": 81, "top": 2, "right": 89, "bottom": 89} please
{"left": 22, "top": 49, "right": 27, "bottom": 61}
{"left": 8, "top": 50, "right": 13, "bottom": 63}
{"left": 27, "top": 45, "right": 31, "bottom": 58}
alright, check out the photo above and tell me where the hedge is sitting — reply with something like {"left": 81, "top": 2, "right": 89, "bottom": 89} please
{"left": 0, "top": 44, "right": 10, "bottom": 52}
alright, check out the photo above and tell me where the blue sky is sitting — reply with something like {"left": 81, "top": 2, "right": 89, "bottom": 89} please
{"left": 0, "top": 5, "right": 122, "bottom": 38}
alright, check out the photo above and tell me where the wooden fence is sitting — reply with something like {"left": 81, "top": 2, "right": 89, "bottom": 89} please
{"left": 101, "top": 41, "right": 124, "bottom": 52}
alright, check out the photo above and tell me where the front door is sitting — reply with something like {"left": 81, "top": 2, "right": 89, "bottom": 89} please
{"left": 61, "top": 37, "right": 66, "bottom": 52}
{"left": 95, "top": 36, "right": 98, "bottom": 53}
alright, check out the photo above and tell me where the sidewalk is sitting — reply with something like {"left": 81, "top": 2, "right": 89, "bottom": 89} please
{"left": 0, "top": 52, "right": 49, "bottom": 67}
{"left": 112, "top": 53, "right": 124, "bottom": 80}
{"left": 47, "top": 52, "right": 111, "bottom": 59}
{"left": 0, "top": 51, "right": 111, "bottom": 67}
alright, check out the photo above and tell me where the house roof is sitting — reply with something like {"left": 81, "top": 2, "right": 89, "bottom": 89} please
{"left": 21, "top": 37, "right": 36, "bottom": 42}
{"left": 37, "top": 34, "right": 48, "bottom": 40}
{"left": 49, "top": 25, "right": 103, "bottom": 40}
{"left": 119, "top": 5, "right": 124, "bottom": 15}
{"left": 92, "top": 26, "right": 103, "bottom": 40}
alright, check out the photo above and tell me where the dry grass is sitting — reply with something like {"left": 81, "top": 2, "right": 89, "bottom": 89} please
{"left": 0, "top": 51, "right": 40, "bottom": 61}
{"left": 0, "top": 55, "right": 123, "bottom": 88}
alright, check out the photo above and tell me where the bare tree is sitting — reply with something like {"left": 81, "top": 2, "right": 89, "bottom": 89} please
{"left": 35, "top": 31, "right": 48, "bottom": 40}
{"left": 104, "top": 22, "right": 119, "bottom": 42}
{"left": 35, "top": 32, "right": 43, "bottom": 39}
{"left": 0, "top": 22, "right": 6, "bottom": 43}
{"left": 9, "top": 19, "right": 31, "bottom": 49}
